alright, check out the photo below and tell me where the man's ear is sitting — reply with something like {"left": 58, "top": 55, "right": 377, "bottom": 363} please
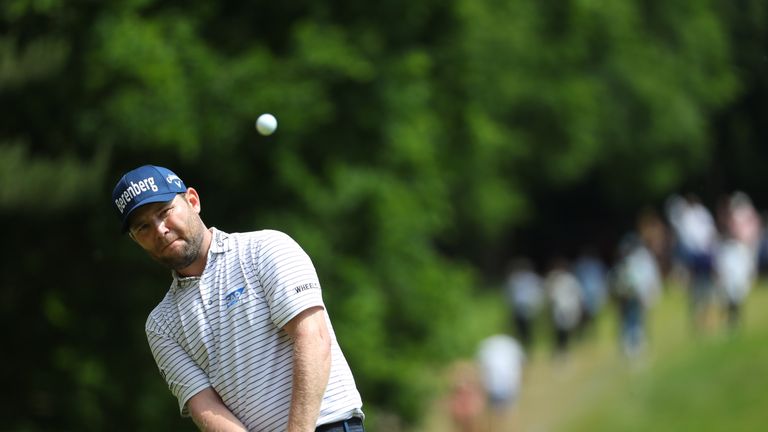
{"left": 184, "top": 187, "right": 202, "bottom": 213}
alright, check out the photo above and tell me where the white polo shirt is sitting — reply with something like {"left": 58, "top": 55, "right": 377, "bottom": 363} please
{"left": 145, "top": 228, "right": 363, "bottom": 431}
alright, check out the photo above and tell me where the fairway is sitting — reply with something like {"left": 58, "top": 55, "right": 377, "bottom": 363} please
{"left": 562, "top": 284, "right": 768, "bottom": 432}
{"left": 423, "top": 281, "right": 768, "bottom": 432}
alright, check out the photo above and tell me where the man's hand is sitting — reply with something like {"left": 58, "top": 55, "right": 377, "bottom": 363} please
{"left": 187, "top": 387, "right": 248, "bottom": 432}
{"left": 283, "top": 306, "right": 332, "bottom": 432}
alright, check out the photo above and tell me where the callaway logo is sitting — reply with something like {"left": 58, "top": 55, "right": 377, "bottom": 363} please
{"left": 225, "top": 287, "right": 245, "bottom": 309}
{"left": 166, "top": 174, "right": 182, "bottom": 187}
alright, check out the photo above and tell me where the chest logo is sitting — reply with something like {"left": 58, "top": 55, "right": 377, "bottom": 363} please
{"left": 225, "top": 287, "right": 245, "bottom": 308}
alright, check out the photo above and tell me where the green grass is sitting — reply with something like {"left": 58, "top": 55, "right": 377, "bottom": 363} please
{"left": 564, "top": 285, "right": 768, "bottom": 432}
{"left": 567, "top": 316, "right": 768, "bottom": 432}
{"left": 421, "top": 282, "right": 768, "bottom": 432}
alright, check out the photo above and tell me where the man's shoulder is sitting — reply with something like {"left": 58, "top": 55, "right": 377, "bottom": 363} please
{"left": 216, "top": 227, "right": 290, "bottom": 241}
{"left": 145, "top": 289, "right": 177, "bottom": 332}
{"left": 223, "top": 229, "right": 298, "bottom": 251}
{"left": 232, "top": 228, "right": 291, "bottom": 240}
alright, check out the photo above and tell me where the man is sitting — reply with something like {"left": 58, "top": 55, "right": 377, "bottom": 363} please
{"left": 543, "top": 260, "right": 582, "bottom": 357}
{"left": 504, "top": 258, "right": 543, "bottom": 349}
{"left": 475, "top": 334, "right": 525, "bottom": 431}
{"left": 112, "top": 165, "right": 364, "bottom": 432}
{"left": 611, "top": 233, "right": 661, "bottom": 358}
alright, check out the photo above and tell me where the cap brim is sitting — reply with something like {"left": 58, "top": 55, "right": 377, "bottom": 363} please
{"left": 120, "top": 192, "right": 180, "bottom": 233}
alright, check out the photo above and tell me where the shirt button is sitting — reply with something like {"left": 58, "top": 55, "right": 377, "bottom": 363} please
{"left": 208, "top": 300, "right": 213, "bottom": 305}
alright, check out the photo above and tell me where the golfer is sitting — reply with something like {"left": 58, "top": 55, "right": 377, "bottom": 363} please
{"left": 112, "top": 165, "right": 364, "bottom": 432}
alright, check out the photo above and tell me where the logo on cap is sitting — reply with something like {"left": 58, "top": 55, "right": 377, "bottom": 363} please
{"left": 167, "top": 174, "right": 182, "bottom": 187}
{"left": 114, "top": 177, "right": 159, "bottom": 214}
{"left": 111, "top": 165, "right": 187, "bottom": 232}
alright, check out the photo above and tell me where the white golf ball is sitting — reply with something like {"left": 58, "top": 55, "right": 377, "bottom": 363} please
{"left": 256, "top": 113, "right": 278, "bottom": 136}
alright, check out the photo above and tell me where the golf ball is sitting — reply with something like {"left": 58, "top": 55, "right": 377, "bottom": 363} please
{"left": 256, "top": 113, "right": 278, "bottom": 136}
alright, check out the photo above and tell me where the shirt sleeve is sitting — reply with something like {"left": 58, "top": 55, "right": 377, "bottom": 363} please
{"left": 254, "top": 230, "right": 326, "bottom": 328}
{"left": 146, "top": 317, "right": 211, "bottom": 417}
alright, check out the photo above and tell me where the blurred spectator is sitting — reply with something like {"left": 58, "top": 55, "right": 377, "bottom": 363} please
{"left": 447, "top": 361, "right": 485, "bottom": 432}
{"left": 572, "top": 249, "right": 608, "bottom": 335}
{"left": 544, "top": 260, "right": 583, "bottom": 356}
{"left": 666, "top": 194, "right": 718, "bottom": 330}
{"left": 638, "top": 207, "right": 672, "bottom": 276}
{"left": 611, "top": 233, "right": 662, "bottom": 358}
{"left": 724, "top": 191, "right": 762, "bottom": 258}
{"left": 476, "top": 334, "right": 525, "bottom": 430}
{"left": 714, "top": 222, "right": 756, "bottom": 333}
{"left": 713, "top": 191, "right": 760, "bottom": 330}
{"left": 759, "top": 212, "right": 768, "bottom": 274}
{"left": 714, "top": 238, "right": 754, "bottom": 330}
{"left": 504, "top": 258, "right": 544, "bottom": 349}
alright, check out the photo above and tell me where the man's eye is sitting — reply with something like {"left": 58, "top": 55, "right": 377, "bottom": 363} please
{"left": 132, "top": 223, "right": 149, "bottom": 235}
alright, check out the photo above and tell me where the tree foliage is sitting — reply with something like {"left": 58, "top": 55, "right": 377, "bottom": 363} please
{"left": 1, "top": 0, "right": 764, "bottom": 429}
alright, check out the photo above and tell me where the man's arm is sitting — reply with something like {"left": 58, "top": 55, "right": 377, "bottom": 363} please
{"left": 187, "top": 387, "right": 248, "bottom": 432}
{"left": 283, "top": 306, "right": 332, "bottom": 432}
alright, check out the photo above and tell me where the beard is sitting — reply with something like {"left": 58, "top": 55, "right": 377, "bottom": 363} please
{"left": 152, "top": 222, "right": 205, "bottom": 271}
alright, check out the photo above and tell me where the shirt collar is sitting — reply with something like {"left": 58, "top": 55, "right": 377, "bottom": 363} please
{"left": 171, "top": 227, "right": 231, "bottom": 286}
{"left": 208, "top": 227, "right": 232, "bottom": 254}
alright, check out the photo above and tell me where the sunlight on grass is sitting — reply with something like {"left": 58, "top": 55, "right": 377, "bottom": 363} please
{"left": 422, "top": 281, "right": 768, "bottom": 432}
{"left": 565, "top": 285, "right": 768, "bottom": 432}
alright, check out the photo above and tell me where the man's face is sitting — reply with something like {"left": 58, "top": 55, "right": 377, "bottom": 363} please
{"left": 127, "top": 193, "right": 205, "bottom": 271}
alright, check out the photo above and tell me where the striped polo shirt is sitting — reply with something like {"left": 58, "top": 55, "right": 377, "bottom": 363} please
{"left": 145, "top": 228, "right": 363, "bottom": 431}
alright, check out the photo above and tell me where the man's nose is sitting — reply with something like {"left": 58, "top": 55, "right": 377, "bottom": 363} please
{"left": 153, "top": 217, "right": 170, "bottom": 237}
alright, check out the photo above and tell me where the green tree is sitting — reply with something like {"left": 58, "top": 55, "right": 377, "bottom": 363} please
{"left": 1, "top": 0, "right": 761, "bottom": 430}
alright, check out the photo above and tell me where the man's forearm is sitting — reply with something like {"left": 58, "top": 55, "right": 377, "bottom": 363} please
{"left": 286, "top": 308, "right": 332, "bottom": 432}
{"left": 188, "top": 387, "right": 248, "bottom": 432}
{"left": 193, "top": 412, "right": 248, "bottom": 432}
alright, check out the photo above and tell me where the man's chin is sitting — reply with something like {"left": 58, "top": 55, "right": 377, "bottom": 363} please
{"left": 152, "top": 251, "right": 197, "bottom": 271}
{"left": 152, "top": 231, "right": 204, "bottom": 272}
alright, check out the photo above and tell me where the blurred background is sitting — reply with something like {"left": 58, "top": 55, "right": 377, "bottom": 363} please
{"left": 2, "top": 0, "right": 767, "bottom": 430}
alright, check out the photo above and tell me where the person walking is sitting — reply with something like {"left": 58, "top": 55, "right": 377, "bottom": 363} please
{"left": 611, "top": 234, "right": 662, "bottom": 358}
{"left": 667, "top": 194, "right": 717, "bottom": 330}
{"left": 112, "top": 165, "right": 364, "bottom": 432}
{"left": 504, "top": 258, "right": 544, "bottom": 349}
{"left": 571, "top": 250, "right": 608, "bottom": 336}
{"left": 475, "top": 334, "right": 525, "bottom": 431}
{"left": 715, "top": 238, "right": 754, "bottom": 329}
{"left": 543, "top": 260, "right": 582, "bottom": 357}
